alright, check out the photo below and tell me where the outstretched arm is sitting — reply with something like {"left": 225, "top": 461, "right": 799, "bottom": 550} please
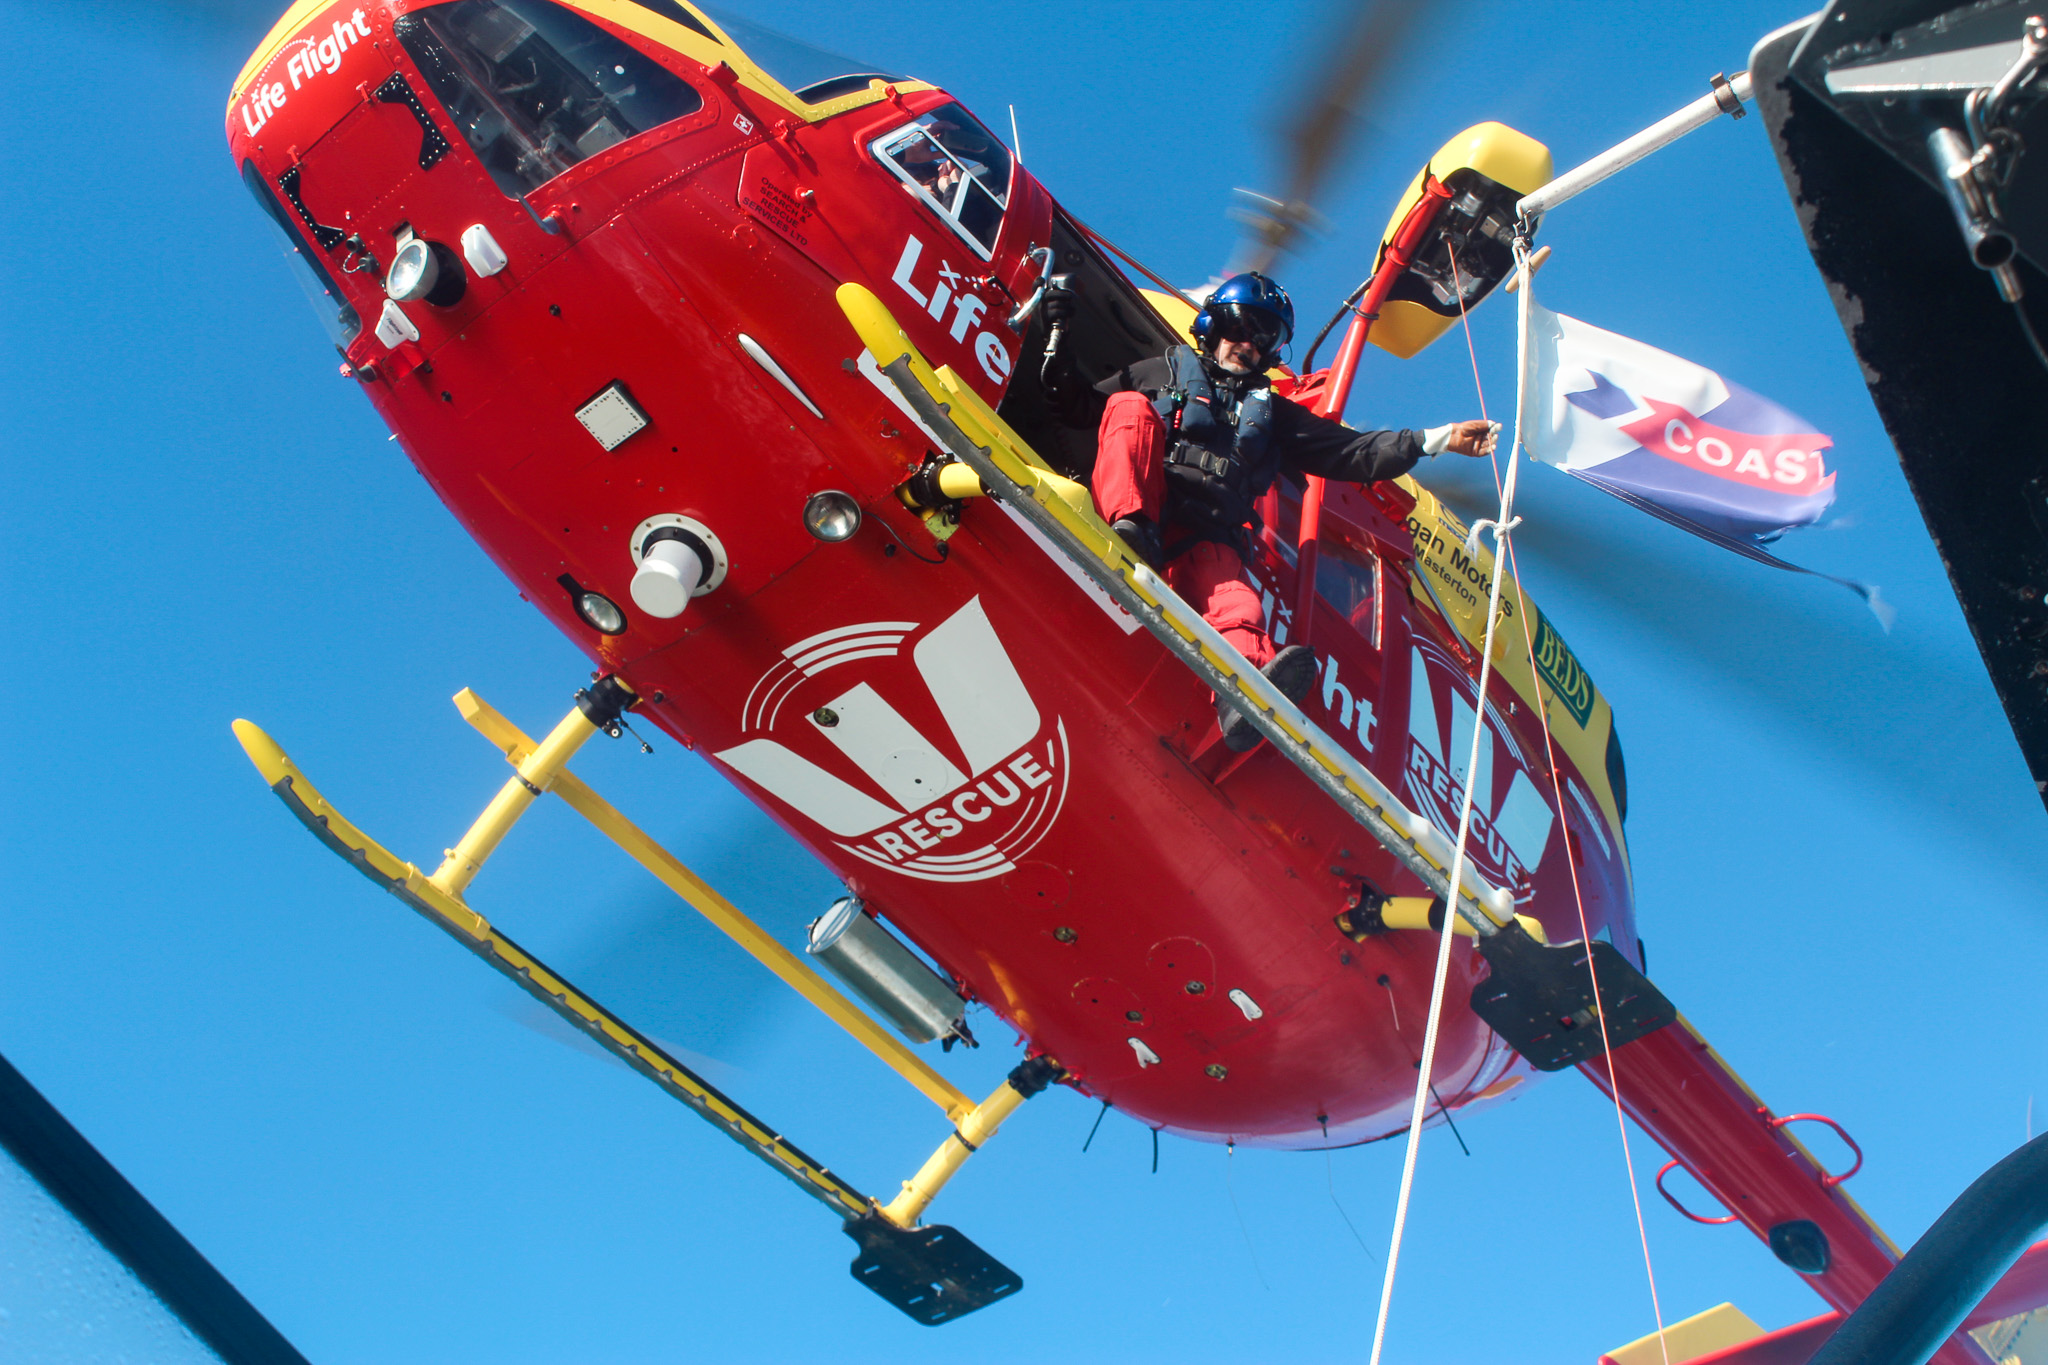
{"left": 1278, "top": 398, "right": 1498, "bottom": 484}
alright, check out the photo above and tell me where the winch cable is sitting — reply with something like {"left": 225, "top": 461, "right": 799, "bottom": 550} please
{"left": 1363, "top": 247, "right": 1531, "bottom": 1365}
{"left": 1320, "top": 1117, "right": 1380, "bottom": 1263}
{"left": 1450, "top": 247, "right": 1673, "bottom": 1363}
{"left": 1225, "top": 1139, "right": 1272, "bottom": 1291}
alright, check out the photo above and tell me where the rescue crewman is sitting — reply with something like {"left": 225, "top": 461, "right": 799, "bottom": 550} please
{"left": 1052, "top": 272, "right": 1495, "bottom": 750}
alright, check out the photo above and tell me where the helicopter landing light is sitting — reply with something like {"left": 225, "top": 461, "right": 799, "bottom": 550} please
{"left": 802, "top": 490, "right": 862, "bottom": 542}
{"left": 574, "top": 591, "right": 626, "bottom": 635}
{"left": 460, "top": 223, "right": 507, "bottom": 277}
{"left": 384, "top": 236, "right": 438, "bottom": 302}
{"left": 575, "top": 382, "right": 648, "bottom": 451}
{"left": 373, "top": 299, "right": 419, "bottom": 349}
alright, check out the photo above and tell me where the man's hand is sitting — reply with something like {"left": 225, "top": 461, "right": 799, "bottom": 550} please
{"left": 1042, "top": 284, "right": 1077, "bottom": 325}
{"left": 1443, "top": 419, "right": 1499, "bottom": 457}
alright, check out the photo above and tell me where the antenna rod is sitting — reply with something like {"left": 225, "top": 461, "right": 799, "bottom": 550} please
{"left": 1518, "top": 71, "right": 1751, "bottom": 221}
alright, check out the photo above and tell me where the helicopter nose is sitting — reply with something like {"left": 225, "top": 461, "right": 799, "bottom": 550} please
{"left": 630, "top": 536, "right": 704, "bottom": 619}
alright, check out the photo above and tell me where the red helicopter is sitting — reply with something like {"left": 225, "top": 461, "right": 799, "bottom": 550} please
{"left": 222, "top": 0, "right": 2047, "bottom": 1352}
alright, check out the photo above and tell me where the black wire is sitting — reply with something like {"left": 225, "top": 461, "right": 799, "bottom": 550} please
{"left": 1319, "top": 1116, "right": 1380, "bottom": 1262}
{"left": 1223, "top": 1140, "right": 1271, "bottom": 1291}
{"left": 870, "top": 513, "right": 949, "bottom": 564}
{"left": 1300, "top": 275, "right": 1373, "bottom": 374}
{"left": 1082, "top": 1099, "right": 1110, "bottom": 1152}
{"left": 1429, "top": 1082, "right": 1472, "bottom": 1157}
{"left": 1379, "top": 974, "right": 1472, "bottom": 1156}
{"left": 1150, "top": 1126, "right": 1160, "bottom": 1175}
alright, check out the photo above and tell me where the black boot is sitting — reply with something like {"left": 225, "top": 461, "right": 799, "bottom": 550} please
{"left": 1218, "top": 645, "right": 1317, "bottom": 752}
{"left": 1111, "top": 515, "right": 1164, "bottom": 569}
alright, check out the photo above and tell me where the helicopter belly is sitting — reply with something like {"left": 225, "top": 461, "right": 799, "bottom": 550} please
{"left": 597, "top": 499, "right": 1512, "bottom": 1147}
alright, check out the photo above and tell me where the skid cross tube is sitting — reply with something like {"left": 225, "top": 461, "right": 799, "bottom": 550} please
{"left": 838, "top": 284, "right": 1514, "bottom": 936}
{"left": 426, "top": 677, "right": 629, "bottom": 896}
{"left": 880, "top": 1057, "right": 1061, "bottom": 1228}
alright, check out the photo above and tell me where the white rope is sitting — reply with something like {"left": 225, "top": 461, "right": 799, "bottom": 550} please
{"left": 1365, "top": 239, "right": 1532, "bottom": 1365}
{"left": 1462, "top": 516, "right": 1521, "bottom": 556}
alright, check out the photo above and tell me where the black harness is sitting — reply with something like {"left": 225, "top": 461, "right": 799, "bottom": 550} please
{"left": 1150, "top": 345, "right": 1277, "bottom": 552}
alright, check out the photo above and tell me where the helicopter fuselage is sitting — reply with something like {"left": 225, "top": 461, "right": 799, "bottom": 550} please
{"left": 226, "top": 0, "right": 1633, "bottom": 1148}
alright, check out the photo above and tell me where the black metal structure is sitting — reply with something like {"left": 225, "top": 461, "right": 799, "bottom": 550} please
{"left": 841, "top": 1213, "right": 1025, "bottom": 1326}
{"left": 0, "top": 1050, "right": 311, "bottom": 1365}
{"left": 1807, "top": 1130, "right": 2048, "bottom": 1365}
{"left": 1468, "top": 921, "right": 1676, "bottom": 1071}
{"left": 1751, "top": 5, "right": 2048, "bottom": 813}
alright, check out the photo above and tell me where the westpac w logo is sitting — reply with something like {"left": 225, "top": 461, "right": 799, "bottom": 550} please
{"left": 1404, "top": 638, "right": 1556, "bottom": 888}
{"left": 715, "top": 597, "right": 1069, "bottom": 883}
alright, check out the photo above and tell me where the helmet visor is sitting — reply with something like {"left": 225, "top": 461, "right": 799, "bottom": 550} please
{"left": 1210, "top": 304, "right": 1286, "bottom": 355}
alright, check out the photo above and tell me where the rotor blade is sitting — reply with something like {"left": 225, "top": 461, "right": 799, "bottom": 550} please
{"left": 1410, "top": 463, "right": 2023, "bottom": 859}
{"left": 491, "top": 991, "right": 746, "bottom": 1090}
{"left": 1237, "top": 0, "right": 1428, "bottom": 275}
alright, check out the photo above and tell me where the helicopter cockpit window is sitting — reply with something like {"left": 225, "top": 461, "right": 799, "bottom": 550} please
{"left": 241, "top": 159, "right": 360, "bottom": 348}
{"left": 870, "top": 106, "right": 1011, "bottom": 255}
{"left": 696, "top": 5, "right": 898, "bottom": 103}
{"left": 396, "top": 0, "right": 704, "bottom": 200}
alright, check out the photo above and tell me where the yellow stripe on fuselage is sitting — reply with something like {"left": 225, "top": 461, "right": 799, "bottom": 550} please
{"left": 229, "top": 0, "right": 931, "bottom": 125}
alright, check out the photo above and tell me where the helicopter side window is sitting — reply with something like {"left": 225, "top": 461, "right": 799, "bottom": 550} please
{"left": 241, "top": 159, "right": 361, "bottom": 348}
{"left": 1272, "top": 484, "right": 1379, "bottom": 631}
{"left": 1312, "top": 534, "right": 1378, "bottom": 630}
{"left": 870, "top": 105, "right": 1012, "bottom": 255}
{"left": 396, "top": 0, "right": 704, "bottom": 200}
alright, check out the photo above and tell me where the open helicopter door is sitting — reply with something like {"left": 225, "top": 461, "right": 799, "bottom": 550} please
{"left": 835, "top": 280, "right": 1677, "bottom": 1065}
{"left": 233, "top": 676, "right": 1061, "bottom": 1325}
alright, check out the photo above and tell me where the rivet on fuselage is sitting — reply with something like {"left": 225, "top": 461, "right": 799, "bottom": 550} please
{"left": 1053, "top": 926, "right": 1076, "bottom": 943}
{"left": 1205, "top": 1064, "right": 1228, "bottom": 1080}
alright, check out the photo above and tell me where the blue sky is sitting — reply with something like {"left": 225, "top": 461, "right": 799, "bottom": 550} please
{"left": 3, "top": 1, "right": 2045, "bottom": 1361}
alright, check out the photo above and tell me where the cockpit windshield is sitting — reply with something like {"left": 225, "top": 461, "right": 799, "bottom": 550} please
{"left": 870, "top": 105, "right": 1012, "bottom": 254}
{"left": 397, "top": 0, "right": 705, "bottom": 199}
{"left": 241, "top": 159, "right": 360, "bottom": 348}
{"left": 695, "top": 4, "right": 899, "bottom": 104}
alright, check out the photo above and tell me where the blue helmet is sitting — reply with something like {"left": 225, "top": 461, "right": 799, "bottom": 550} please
{"left": 1191, "top": 272, "right": 1295, "bottom": 366}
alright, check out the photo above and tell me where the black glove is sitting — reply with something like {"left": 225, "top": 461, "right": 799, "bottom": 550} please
{"left": 1041, "top": 284, "right": 1077, "bottom": 325}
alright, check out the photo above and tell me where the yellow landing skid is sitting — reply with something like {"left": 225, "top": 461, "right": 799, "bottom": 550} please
{"left": 836, "top": 283, "right": 1516, "bottom": 939}
{"left": 232, "top": 679, "right": 1051, "bottom": 1325}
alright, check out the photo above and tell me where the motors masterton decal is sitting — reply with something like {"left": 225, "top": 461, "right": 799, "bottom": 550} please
{"left": 717, "top": 598, "right": 1068, "bottom": 883}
